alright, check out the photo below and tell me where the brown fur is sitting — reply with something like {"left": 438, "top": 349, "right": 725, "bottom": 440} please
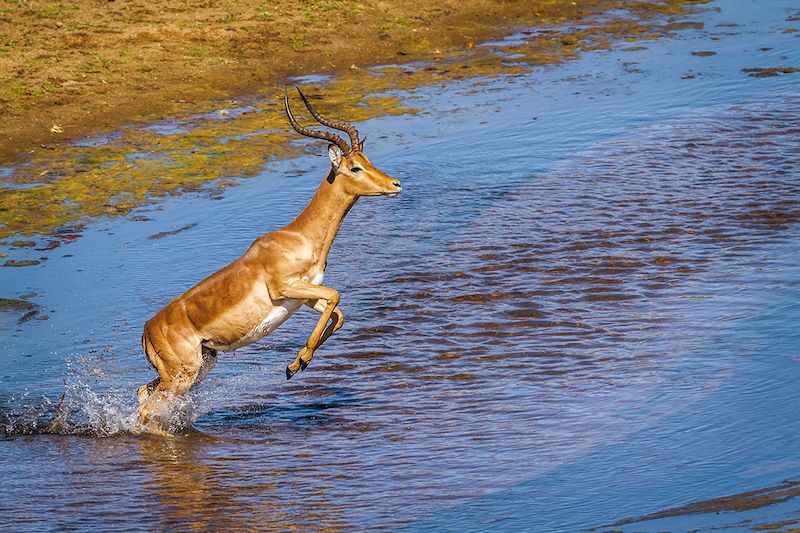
{"left": 138, "top": 148, "right": 401, "bottom": 431}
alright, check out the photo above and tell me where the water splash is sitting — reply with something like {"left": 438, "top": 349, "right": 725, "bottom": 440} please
{"left": 0, "top": 355, "right": 208, "bottom": 437}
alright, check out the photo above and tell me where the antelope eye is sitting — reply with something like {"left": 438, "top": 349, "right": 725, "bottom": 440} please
{"left": 350, "top": 166, "right": 363, "bottom": 173}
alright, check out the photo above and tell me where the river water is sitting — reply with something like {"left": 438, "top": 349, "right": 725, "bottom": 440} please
{"left": 2, "top": 1, "right": 799, "bottom": 531}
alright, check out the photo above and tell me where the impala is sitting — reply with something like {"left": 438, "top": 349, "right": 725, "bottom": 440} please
{"left": 137, "top": 87, "right": 402, "bottom": 430}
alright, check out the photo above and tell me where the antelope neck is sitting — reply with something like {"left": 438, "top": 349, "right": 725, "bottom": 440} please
{"left": 285, "top": 168, "right": 358, "bottom": 261}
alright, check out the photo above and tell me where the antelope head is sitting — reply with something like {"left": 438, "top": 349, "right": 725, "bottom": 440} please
{"left": 285, "top": 87, "right": 402, "bottom": 198}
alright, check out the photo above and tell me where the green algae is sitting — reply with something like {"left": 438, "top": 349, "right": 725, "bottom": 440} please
{"left": 0, "top": 0, "right": 709, "bottom": 251}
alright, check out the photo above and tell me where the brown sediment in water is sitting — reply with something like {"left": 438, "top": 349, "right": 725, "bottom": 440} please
{"left": 742, "top": 67, "right": 800, "bottom": 77}
{"left": 146, "top": 222, "right": 198, "bottom": 241}
{"left": 0, "top": 0, "right": 710, "bottom": 248}
{"left": 2, "top": 259, "right": 42, "bottom": 267}
{"left": 607, "top": 479, "right": 800, "bottom": 529}
{"left": 0, "top": 297, "right": 41, "bottom": 322}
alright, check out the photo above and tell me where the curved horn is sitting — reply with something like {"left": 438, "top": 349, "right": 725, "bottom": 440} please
{"left": 295, "top": 86, "right": 361, "bottom": 152}
{"left": 284, "top": 90, "right": 351, "bottom": 154}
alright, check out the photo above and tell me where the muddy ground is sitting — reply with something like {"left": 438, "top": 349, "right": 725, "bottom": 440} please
{"left": 0, "top": 0, "right": 627, "bottom": 164}
{"left": 0, "top": 0, "right": 713, "bottom": 251}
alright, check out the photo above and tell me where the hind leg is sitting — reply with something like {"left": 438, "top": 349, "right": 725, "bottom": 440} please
{"left": 137, "top": 346, "right": 215, "bottom": 405}
{"left": 139, "top": 364, "right": 201, "bottom": 433}
{"left": 138, "top": 328, "right": 204, "bottom": 432}
{"left": 137, "top": 377, "right": 160, "bottom": 405}
{"left": 197, "top": 345, "right": 218, "bottom": 383}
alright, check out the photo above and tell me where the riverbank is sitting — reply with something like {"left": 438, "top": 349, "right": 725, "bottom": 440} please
{"left": 0, "top": 0, "right": 710, "bottom": 251}
{"left": 1, "top": 0, "right": 625, "bottom": 165}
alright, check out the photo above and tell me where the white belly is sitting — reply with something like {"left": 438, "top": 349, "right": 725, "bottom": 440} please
{"left": 242, "top": 299, "right": 304, "bottom": 347}
{"left": 205, "top": 271, "right": 324, "bottom": 352}
{"left": 206, "top": 299, "right": 303, "bottom": 352}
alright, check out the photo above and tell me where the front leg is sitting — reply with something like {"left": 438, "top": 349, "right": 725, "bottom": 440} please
{"left": 276, "top": 280, "right": 339, "bottom": 380}
{"left": 296, "top": 299, "right": 345, "bottom": 371}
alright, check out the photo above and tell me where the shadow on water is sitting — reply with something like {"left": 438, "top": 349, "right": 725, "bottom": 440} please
{"left": 204, "top": 386, "right": 371, "bottom": 428}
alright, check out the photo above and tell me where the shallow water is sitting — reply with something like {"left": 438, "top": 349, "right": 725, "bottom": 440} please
{"left": 2, "top": 0, "right": 800, "bottom": 531}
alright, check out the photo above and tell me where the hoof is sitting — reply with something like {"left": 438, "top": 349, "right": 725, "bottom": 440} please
{"left": 286, "top": 366, "right": 295, "bottom": 380}
{"left": 300, "top": 359, "right": 309, "bottom": 371}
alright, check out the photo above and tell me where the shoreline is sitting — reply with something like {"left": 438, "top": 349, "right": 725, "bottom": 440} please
{"left": 0, "top": 0, "right": 625, "bottom": 165}
{"left": 0, "top": 0, "right": 709, "bottom": 251}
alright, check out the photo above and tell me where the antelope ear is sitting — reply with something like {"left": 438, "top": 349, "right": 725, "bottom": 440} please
{"left": 328, "top": 144, "right": 343, "bottom": 168}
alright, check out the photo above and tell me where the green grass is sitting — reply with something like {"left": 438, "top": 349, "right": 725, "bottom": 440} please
{"left": 290, "top": 36, "right": 310, "bottom": 51}
{"left": 376, "top": 15, "right": 410, "bottom": 33}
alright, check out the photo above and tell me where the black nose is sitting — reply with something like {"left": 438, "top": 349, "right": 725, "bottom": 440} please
{"left": 392, "top": 181, "right": 401, "bottom": 188}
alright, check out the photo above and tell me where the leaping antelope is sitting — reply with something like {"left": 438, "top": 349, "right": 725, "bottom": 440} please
{"left": 137, "top": 87, "right": 402, "bottom": 430}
